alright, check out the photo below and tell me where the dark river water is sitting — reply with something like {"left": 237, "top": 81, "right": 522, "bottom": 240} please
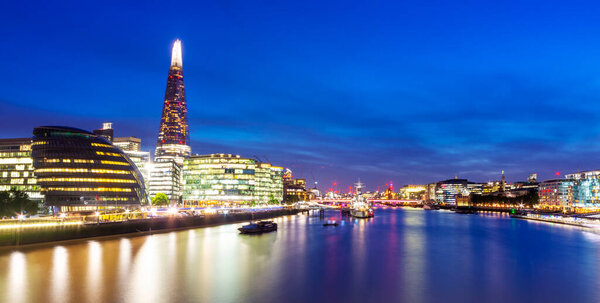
{"left": 1, "top": 207, "right": 599, "bottom": 303}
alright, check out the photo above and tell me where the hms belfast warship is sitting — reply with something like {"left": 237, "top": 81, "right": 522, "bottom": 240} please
{"left": 349, "top": 181, "right": 374, "bottom": 218}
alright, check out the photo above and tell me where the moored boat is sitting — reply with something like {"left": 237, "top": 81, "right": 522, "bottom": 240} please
{"left": 238, "top": 221, "right": 278, "bottom": 234}
{"left": 349, "top": 180, "right": 374, "bottom": 219}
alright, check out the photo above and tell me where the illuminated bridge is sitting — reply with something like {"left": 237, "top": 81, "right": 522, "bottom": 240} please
{"left": 312, "top": 199, "right": 422, "bottom": 206}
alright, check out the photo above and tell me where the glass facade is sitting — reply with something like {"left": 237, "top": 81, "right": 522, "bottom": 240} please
{"left": 0, "top": 138, "right": 42, "bottom": 201}
{"left": 538, "top": 179, "right": 574, "bottom": 208}
{"left": 148, "top": 159, "right": 181, "bottom": 203}
{"left": 182, "top": 154, "right": 283, "bottom": 206}
{"left": 434, "top": 179, "right": 471, "bottom": 205}
{"left": 155, "top": 40, "right": 190, "bottom": 165}
{"left": 31, "top": 126, "right": 147, "bottom": 212}
{"left": 565, "top": 171, "right": 600, "bottom": 208}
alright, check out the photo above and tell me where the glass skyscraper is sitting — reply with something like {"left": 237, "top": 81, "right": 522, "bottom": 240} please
{"left": 155, "top": 39, "right": 190, "bottom": 165}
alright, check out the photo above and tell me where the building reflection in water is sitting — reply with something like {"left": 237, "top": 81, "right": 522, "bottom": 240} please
{"left": 126, "top": 235, "right": 166, "bottom": 303}
{"left": 86, "top": 241, "right": 103, "bottom": 303}
{"left": 50, "top": 246, "right": 69, "bottom": 303}
{"left": 117, "top": 237, "right": 132, "bottom": 299}
{"left": 401, "top": 213, "right": 426, "bottom": 302}
{"left": 2, "top": 208, "right": 600, "bottom": 302}
{"left": 7, "top": 252, "right": 26, "bottom": 303}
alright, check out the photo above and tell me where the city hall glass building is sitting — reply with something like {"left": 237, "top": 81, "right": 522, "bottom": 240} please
{"left": 182, "top": 154, "right": 283, "bottom": 206}
{"left": 32, "top": 126, "right": 148, "bottom": 212}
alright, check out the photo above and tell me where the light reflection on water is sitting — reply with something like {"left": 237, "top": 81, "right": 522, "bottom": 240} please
{"left": 50, "top": 246, "right": 68, "bottom": 303}
{"left": 1, "top": 208, "right": 600, "bottom": 303}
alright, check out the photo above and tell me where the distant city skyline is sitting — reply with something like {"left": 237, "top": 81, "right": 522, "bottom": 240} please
{"left": 2, "top": 1, "right": 600, "bottom": 190}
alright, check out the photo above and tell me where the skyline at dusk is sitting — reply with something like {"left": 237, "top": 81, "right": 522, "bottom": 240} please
{"left": 3, "top": 1, "right": 600, "bottom": 189}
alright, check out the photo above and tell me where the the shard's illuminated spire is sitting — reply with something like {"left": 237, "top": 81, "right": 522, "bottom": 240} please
{"left": 171, "top": 39, "right": 182, "bottom": 67}
{"left": 156, "top": 39, "right": 190, "bottom": 164}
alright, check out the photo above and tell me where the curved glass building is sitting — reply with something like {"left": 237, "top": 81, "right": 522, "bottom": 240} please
{"left": 31, "top": 126, "right": 147, "bottom": 212}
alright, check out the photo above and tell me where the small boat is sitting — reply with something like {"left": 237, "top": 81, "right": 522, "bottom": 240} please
{"left": 238, "top": 221, "right": 278, "bottom": 234}
{"left": 323, "top": 222, "right": 339, "bottom": 226}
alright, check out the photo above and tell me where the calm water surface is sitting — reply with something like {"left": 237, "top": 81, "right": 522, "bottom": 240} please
{"left": 1, "top": 208, "right": 600, "bottom": 303}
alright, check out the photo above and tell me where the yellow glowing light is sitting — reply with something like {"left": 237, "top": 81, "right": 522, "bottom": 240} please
{"left": 171, "top": 39, "right": 183, "bottom": 67}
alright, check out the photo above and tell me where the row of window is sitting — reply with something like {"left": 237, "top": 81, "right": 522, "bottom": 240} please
{"left": 35, "top": 168, "right": 132, "bottom": 174}
{"left": 96, "top": 151, "right": 123, "bottom": 157}
{"left": 37, "top": 177, "right": 136, "bottom": 183}
{"left": 44, "top": 187, "right": 132, "bottom": 192}
{"left": 91, "top": 143, "right": 114, "bottom": 148}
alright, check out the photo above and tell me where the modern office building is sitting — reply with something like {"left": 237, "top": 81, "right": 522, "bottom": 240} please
{"left": 155, "top": 39, "right": 190, "bottom": 165}
{"left": 0, "top": 138, "right": 42, "bottom": 201}
{"left": 147, "top": 159, "right": 181, "bottom": 204}
{"left": 538, "top": 179, "right": 574, "bottom": 208}
{"left": 31, "top": 126, "right": 148, "bottom": 212}
{"left": 255, "top": 163, "right": 284, "bottom": 202}
{"left": 565, "top": 170, "right": 600, "bottom": 209}
{"left": 182, "top": 154, "right": 283, "bottom": 206}
{"left": 114, "top": 136, "right": 151, "bottom": 185}
{"left": 114, "top": 137, "right": 141, "bottom": 152}
{"left": 435, "top": 179, "right": 472, "bottom": 205}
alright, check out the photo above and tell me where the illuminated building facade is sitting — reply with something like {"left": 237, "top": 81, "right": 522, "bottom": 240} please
{"left": 0, "top": 138, "right": 42, "bottom": 201}
{"left": 182, "top": 154, "right": 283, "bottom": 206}
{"left": 538, "top": 179, "right": 574, "bottom": 208}
{"left": 114, "top": 137, "right": 151, "bottom": 185}
{"left": 147, "top": 160, "right": 181, "bottom": 203}
{"left": 399, "top": 185, "right": 426, "bottom": 200}
{"left": 282, "top": 169, "right": 313, "bottom": 202}
{"left": 31, "top": 126, "right": 147, "bottom": 212}
{"left": 565, "top": 170, "right": 600, "bottom": 209}
{"left": 284, "top": 178, "right": 312, "bottom": 202}
{"left": 435, "top": 179, "right": 472, "bottom": 205}
{"left": 155, "top": 39, "right": 190, "bottom": 165}
{"left": 114, "top": 137, "right": 141, "bottom": 152}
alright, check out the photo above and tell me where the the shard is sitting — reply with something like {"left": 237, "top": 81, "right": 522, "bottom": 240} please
{"left": 155, "top": 39, "right": 190, "bottom": 165}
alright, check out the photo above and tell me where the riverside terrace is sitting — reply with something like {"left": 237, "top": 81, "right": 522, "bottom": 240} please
{"left": 0, "top": 207, "right": 299, "bottom": 247}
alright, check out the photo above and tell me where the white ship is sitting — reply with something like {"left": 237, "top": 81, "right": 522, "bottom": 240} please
{"left": 350, "top": 181, "right": 374, "bottom": 218}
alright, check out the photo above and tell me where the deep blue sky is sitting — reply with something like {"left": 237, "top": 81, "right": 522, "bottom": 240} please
{"left": 2, "top": 0, "right": 600, "bottom": 191}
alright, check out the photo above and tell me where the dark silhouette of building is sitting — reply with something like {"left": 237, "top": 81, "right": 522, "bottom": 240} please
{"left": 93, "top": 122, "right": 114, "bottom": 143}
{"left": 31, "top": 126, "right": 147, "bottom": 212}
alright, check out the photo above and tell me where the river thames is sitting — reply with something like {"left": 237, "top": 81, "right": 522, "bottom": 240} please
{"left": 1, "top": 207, "right": 599, "bottom": 303}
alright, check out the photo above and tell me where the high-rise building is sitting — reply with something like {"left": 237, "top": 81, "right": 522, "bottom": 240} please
{"left": 0, "top": 138, "right": 42, "bottom": 201}
{"left": 155, "top": 39, "right": 190, "bottom": 165}
{"left": 31, "top": 126, "right": 148, "bottom": 212}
